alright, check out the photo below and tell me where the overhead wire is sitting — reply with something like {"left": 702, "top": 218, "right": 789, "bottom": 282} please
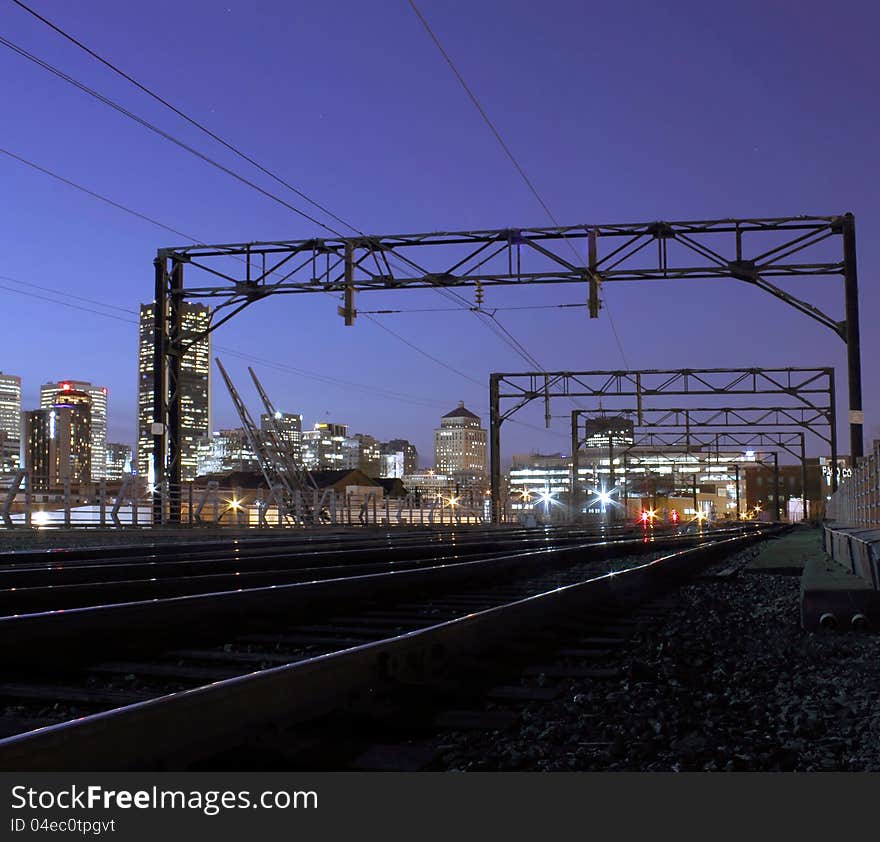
{"left": 406, "top": 0, "right": 631, "bottom": 370}
{"left": 3, "top": 10, "right": 546, "bottom": 370}
{"left": 1, "top": 14, "right": 569, "bottom": 436}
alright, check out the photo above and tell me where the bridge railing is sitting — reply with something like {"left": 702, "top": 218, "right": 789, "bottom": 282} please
{"left": 0, "top": 477, "right": 497, "bottom": 530}
{"left": 826, "top": 440, "right": 880, "bottom": 527}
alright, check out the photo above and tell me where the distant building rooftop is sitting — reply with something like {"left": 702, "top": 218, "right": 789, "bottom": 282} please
{"left": 443, "top": 400, "right": 479, "bottom": 420}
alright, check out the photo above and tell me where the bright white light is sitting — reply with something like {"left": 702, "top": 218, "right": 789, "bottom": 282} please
{"left": 32, "top": 511, "right": 50, "bottom": 526}
{"left": 596, "top": 490, "right": 613, "bottom": 507}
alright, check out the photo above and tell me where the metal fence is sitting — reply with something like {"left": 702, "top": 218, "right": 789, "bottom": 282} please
{"left": 826, "top": 440, "right": 880, "bottom": 527}
{"left": 1, "top": 474, "right": 493, "bottom": 530}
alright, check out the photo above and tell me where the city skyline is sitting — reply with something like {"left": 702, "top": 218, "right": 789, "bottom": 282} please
{"left": 1, "top": 0, "right": 878, "bottom": 465}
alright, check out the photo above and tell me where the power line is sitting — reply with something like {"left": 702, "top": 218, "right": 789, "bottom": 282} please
{"left": 10, "top": 0, "right": 361, "bottom": 237}
{"left": 406, "top": 0, "right": 631, "bottom": 370}
{"left": 0, "top": 145, "right": 487, "bottom": 388}
{"left": 0, "top": 146, "right": 203, "bottom": 243}
{"left": 1, "top": 18, "right": 546, "bottom": 370}
{"left": 0, "top": 34, "right": 345, "bottom": 236}
{"left": 360, "top": 302, "right": 588, "bottom": 315}
{"left": 0, "top": 273, "right": 452, "bottom": 410}
{"left": 2, "top": 272, "right": 567, "bottom": 438}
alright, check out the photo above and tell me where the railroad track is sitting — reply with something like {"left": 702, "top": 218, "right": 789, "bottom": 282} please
{"left": 0, "top": 522, "right": 778, "bottom": 770}
{"left": 0, "top": 524, "right": 666, "bottom": 614}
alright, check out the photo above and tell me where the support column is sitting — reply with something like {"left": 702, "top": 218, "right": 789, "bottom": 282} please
{"left": 842, "top": 212, "right": 863, "bottom": 460}
{"left": 734, "top": 463, "right": 740, "bottom": 519}
{"left": 829, "top": 367, "right": 838, "bottom": 494}
{"left": 800, "top": 436, "right": 808, "bottom": 523}
{"left": 773, "top": 451, "right": 781, "bottom": 522}
{"left": 152, "top": 256, "right": 167, "bottom": 527}
{"left": 167, "top": 259, "right": 184, "bottom": 524}
{"left": 570, "top": 411, "right": 580, "bottom": 522}
{"left": 490, "top": 374, "right": 502, "bottom": 524}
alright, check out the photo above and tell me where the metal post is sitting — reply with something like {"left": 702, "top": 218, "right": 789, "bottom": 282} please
{"left": 842, "top": 212, "right": 863, "bottom": 460}
{"left": 490, "top": 374, "right": 502, "bottom": 523}
{"left": 570, "top": 411, "right": 579, "bottom": 521}
{"left": 622, "top": 454, "right": 629, "bottom": 519}
{"left": 167, "top": 260, "right": 184, "bottom": 524}
{"left": 99, "top": 479, "right": 106, "bottom": 527}
{"left": 773, "top": 451, "right": 781, "bottom": 522}
{"left": 607, "top": 432, "right": 615, "bottom": 525}
{"left": 828, "top": 367, "right": 838, "bottom": 494}
{"left": 800, "top": 437, "right": 807, "bottom": 522}
{"left": 63, "top": 476, "right": 71, "bottom": 529}
{"left": 152, "top": 256, "right": 167, "bottom": 526}
{"left": 734, "top": 463, "right": 740, "bottom": 519}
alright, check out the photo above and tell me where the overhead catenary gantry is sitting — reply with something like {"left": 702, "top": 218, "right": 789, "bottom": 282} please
{"left": 568, "top": 404, "right": 833, "bottom": 518}
{"left": 152, "top": 215, "right": 860, "bottom": 524}
{"left": 491, "top": 367, "right": 835, "bottom": 523}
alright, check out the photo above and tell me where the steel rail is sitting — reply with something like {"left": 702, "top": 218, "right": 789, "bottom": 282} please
{"left": 0, "top": 526, "right": 782, "bottom": 770}
{"left": 0, "top": 526, "right": 757, "bottom": 666}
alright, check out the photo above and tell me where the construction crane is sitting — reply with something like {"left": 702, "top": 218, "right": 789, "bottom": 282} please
{"left": 247, "top": 365, "right": 319, "bottom": 498}
{"left": 215, "top": 358, "right": 315, "bottom": 524}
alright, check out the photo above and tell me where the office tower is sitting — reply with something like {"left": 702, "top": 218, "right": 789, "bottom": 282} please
{"left": 23, "top": 402, "right": 91, "bottom": 490}
{"left": 196, "top": 429, "right": 259, "bottom": 476}
{"left": 40, "top": 380, "right": 108, "bottom": 480}
{"left": 302, "top": 422, "right": 347, "bottom": 470}
{"left": 0, "top": 372, "right": 22, "bottom": 474}
{"left": 105, "top": 442, "right": 133, "bottom": 480}
{"left": 342, "top": 433, "right": 382, "bottom": 476}
{"left": 260, "top": 411, "right": 303, "bottom": 465}
{"left": 137, "top": 302, "right": 211, "bottom": 482}
{"left": 382, "top": 438, "right": 418, "bottom": 476}
{"left": 433, "top": 401, "right": 488, "bottom": 481}
{"left": 583, "top": 416, "right": 635, "bottom": 449}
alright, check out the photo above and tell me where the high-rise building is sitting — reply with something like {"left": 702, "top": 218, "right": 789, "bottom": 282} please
{"left": 260, "top": 411, "right": 303, "bottom": 464}
{"left": 0, "top": 372, "right": 22, "bottom": 475}
{"left": 302, "top": 422, "right": 347, "bottom": 470}
{"left": 342, "top": 433, "right": 382, "bottom": 476}
{"left": 583, "top": 416, "right": 635, "bottom": 449}
{"left": 434, "top": 402, "right": 488, "bottom": 485}
{"left": 137, "top": 302, "right": 211, "bottom": 482}
{"left": 196, "top": 429, "right": 259, "bottom": 476}
{"left": 105, "top": 442, "right": 133, "bottom": 480}
{"left": 23, "top": 403, "right": 91, "bottom": 490}
{"left": 40, "top": 381, "right": 108, "bottom": 481}
{"left": 382, "top": 438, "right": 418, "bottom": 476}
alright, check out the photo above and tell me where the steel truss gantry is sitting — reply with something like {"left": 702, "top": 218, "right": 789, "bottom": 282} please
{"left": 569, "top": 405, "right": 831, "bottom": 518}
{"left": 153, "top": 215, "right": 861, "bottom": 524}
{"left": 490, "top": 367, "right": 835, "bottom": 522}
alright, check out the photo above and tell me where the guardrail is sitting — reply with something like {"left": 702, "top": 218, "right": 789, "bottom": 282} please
{"left": 0, "top": 475, "right": 494, "bottom": 530}
{"left": 826, "top": 439, "right": 880, "bottom": 527}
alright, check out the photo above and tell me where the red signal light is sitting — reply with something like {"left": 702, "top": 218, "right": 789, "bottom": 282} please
{"left": 671, "top": 510, "right": 679, "bottom": 523}
{"left": 640, "top": 510, "right": 649, "bottom": 523}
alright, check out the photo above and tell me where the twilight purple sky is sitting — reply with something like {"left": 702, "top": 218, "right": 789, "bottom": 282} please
{"left": 1, "top": 0, "right": 878, "bottom": 465}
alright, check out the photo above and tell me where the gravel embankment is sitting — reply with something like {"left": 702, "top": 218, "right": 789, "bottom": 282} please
{"left": 436, "top": 568, "right": 880, "bottom": 771}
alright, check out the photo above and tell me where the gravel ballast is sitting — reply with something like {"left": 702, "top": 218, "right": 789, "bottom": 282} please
{"left": 435, "top": 561, "right": 880, "bottom": 772}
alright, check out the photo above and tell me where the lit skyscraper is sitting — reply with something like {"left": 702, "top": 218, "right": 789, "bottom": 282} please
{"left": 23, "top": 401, "right": 91, "bottom": 490}
{"left": 0, "top": 372, "right": 21, "bottom": 474}
{"left": 434, "top": 402, "right": 488, "bottom": 481}
{"left": 40, "top": 380, "right": 108, "bottom": 481}
{"left": 261, "top": 411, "right": 303, "bottom": 465}
{"left": 137, "top": 302, "right": 211, "bottom": 482}
{"left": 105, "top": 442, "right": 133, "bottom": 480}
{"left": 302, "top": 422, "right": 347, "bottom": 470}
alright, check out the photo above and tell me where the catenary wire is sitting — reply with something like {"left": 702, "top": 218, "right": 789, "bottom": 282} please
{"left": 406, "top": 0, "right": 631, "bottom": 370}
{"left": 2, "top": 13, "right": 549, "bottom": 370}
